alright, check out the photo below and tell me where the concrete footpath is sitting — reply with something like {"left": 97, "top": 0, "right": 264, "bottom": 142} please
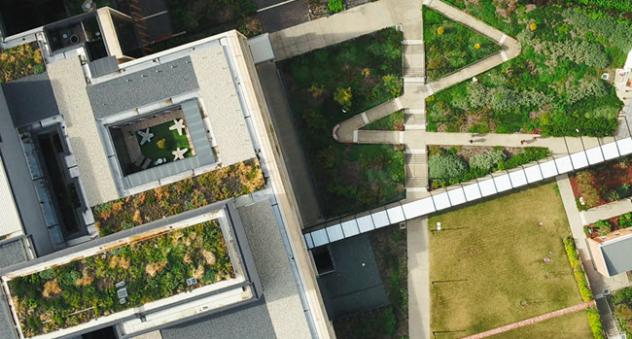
{"left": 407, "top": 217, "right": 430, "bottom": 339}
{"left": 580, "top": 199, "right": 632, "bottom": 226}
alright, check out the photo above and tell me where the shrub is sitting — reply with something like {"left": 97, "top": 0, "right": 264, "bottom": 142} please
{"left": 429, "top": 153, "right": 467, "bottom": 179}
{"left": 594, "top": 220, "right": 612, "bottom": 236}
{"left": 619, "top": 213, "right": 632, "bottom": 228}
{"left": 586, "top": 307, "right": 605, "bottom": 339}
{"left": 328, "top": 0, "right": 344, "bottom": 13}
{"left": 468, "top": 149, "right": 505, "bottom": 172}
{"left": 333, "top": 87, "right": 353, "bottom": 110}
{"left": 563, "top": 237, "right": 593, "bottom": 302}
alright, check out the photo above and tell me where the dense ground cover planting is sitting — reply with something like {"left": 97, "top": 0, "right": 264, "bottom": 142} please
{"left": 428, "top": 146, "right": 550, "bottom": 188}
{"left": 611, "top": 287, "right": 632, "bottom": 337}
{"left": 423, "top": 6, "right": 500, "bottom": 80}
{"left": 0, "top": 43, "right": 45, "bottom": 83}
{"left": 333, "top": 226, "right": 408, "bottom": 338}
{"left": 281, "top": 28, "right": 405, "bottom": 217}
{"left": 8, "top": 220, "right": 234, "bottom": 337}
{"left": 429, "top": 183, "right": 593, "bottom": 337}
{"left": 93, "top": 159, "right": 264, "bottom": 236}
{"left": 427, "top": 0, "right": 627, "bottom": 136}
{"left": 570, "top": 157, "right": 632, "bottom": 210}
{"left": 585, "top": 212, "right": 632, "bottom": 238}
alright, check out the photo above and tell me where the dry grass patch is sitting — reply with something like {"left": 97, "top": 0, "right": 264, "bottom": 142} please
{"left": 429, "top": 182, "right": 589, "bottom": 337}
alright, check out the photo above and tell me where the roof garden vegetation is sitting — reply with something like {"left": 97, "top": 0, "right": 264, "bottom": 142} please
{"left": 428, "top": 146, "right": 550, "bottom": 189}
{"left": 93, "top": 159, "right": 264, "bottom": 236}
{"left": 429, "top": 183, "right": 594, "bottom": 337}
{"left": 7, "top": 220, "right": 234, "bottom": 337}
{"left": 427, "top": 0, "right": 627, "bottom": 137}
{"left": 423, "top": 6, "right": 501, "bottom": 80}
{"left": 280, "top": 28, "right": 405, "bottom": 218}
{"left": 0, "top": 42, "right": 45, "bottom": 83}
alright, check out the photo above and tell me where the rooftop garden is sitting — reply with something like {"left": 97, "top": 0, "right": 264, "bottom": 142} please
{"left": 429, "top": 182, "right": 597, "bottom": 337}
{"left": 280, "top": 28, "right": 405, "bottom": 218}
{"left": 584, "top": 212, "right": 632, "bottom": 238}
{"left": 423, "top": 6, "right": 501, "bottom": 80}
{"left": 427, "top": 0, "right": 627, "bottom": 136}
{"left": 570, "top": 156, "right": 632, "bottom": 210}
{"left": 93, "top": 159, "right": 264, "bottom": 236}
{"left": 0, "top": 42, "right": 45, "bottom": 84}
{"left": 7, "top": 220, "right": 234, "bottom": 337}
{"left": 611, "top": 287, "right": 632, "bottom": 338}
{"left": 428, "top": 146, "right": 550, "bottom": 189}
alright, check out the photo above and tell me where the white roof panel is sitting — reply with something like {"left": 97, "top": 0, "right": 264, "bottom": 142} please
{"left": 387, "top": 206, "right": 406, "bottom": 224}
{"left": 493, "top": 174, "right": 512, "bottom": 192}
{"left": 524, "top": 164, "right": 543, "bottom": 183}
{"left": 372, "top": 210, "right": 390, "bottom": 228}
{"left": 447, "top": 188, "right": 467, "bottom": 206}
{"left": 508, "top": 169, "right": 528, "bottom": 188}
{"left": 554, "top": 156, "right": 573, "bottom": 174}
{"left": 311, "top": 229, "right": 329, "bottom": 247}
{"left": 341, "top": 220, "right": 359, "bottom": 237}
{"left": 326, "top": 224, "right": 344, "bottom": 242}
{"left": 571, "top": 152, "right": 589, "bottom": 169}
{"left": 356, "top": 215, "right": 375, "bottom": 233}
{"left": 585, "top": 147, "right": 605, "bottom": 165}
{"left": 539, "top": 160, "right": 558, "bottom": 178}
{"left": 463, "top": 182, "right": 482, "bottom": 201}
{"left": 601, "top": 142, "right": 620, "bottom": 160}
{"left": 479, "top": 178, "right": 497, "bottom": 197}
{"left": 402, "top": 199, "right": 429, "bottom": 219}
{"left": 617, "top": 137, "right": 632, "bottom": 155}
{"left": 432, "top": 192, "right": 451, "bottom": 210}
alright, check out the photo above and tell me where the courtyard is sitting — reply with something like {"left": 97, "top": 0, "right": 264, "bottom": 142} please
{"left": 428, "top": 182, "right": 594, "bottom": 337}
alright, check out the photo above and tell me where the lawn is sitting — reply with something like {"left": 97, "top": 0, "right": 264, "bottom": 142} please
{"left": 426, "top": 0, "right": 626, "bottom": 136}
{"left": 491, "top": 311, "right": 593, "bottom": 339}
{"left": 333, "top": 226, "right": 408, "bottom": 338}
{"left": 8, "top": 220, "right": 234, "bottom": 337}
{"left": 428, "top": 146, "right": 550, "bottom": 189}
{"left": 281, "top": 28, "right": 405, "bottom": 218}
{"left": 92, "top": 159, "right": 265, "bottom": 236}
{"left": 136, "top": 121, "right": 192, "bottom": 164}
{"left": 429, "top": 182, "right": 590, "bottom": 337}
{"left": 423, "top": 6, "right": 500, "bottom": 80}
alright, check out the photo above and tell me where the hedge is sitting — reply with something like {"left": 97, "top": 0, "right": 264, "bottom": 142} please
{"left": 563, "top": 237, "right": 593, "bottom": 302}
{"left": 587, "top": 307, "right": 606, "bottom": 339}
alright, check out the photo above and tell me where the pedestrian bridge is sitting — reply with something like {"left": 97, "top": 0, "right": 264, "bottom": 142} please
{"left": 303, "top": 136, "right": 632, "bottom": 249}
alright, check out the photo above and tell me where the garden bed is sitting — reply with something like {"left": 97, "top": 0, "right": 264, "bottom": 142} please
{"left": 361, "top": 110, "right": 405, "bottom": 131}
{"left": 423, "top": 6, "right": 500, "bottom": 80}
{"left": 611, "top": 287, "right": 632, "bottom": 338}
{"left": 426, "top": 1, "right": 626, "bottom": 136}
{"left": 333, "top": 226, "right": 408, "bottom": 338}
{"left": 6, "top": 220, "right": 234, "bottom": 337}
{"left": 280, "top": 28, "right": 405, "bottom": 217}
{"left": 584, "top": 212, "right": 632, "bottom": 238}
{"left": 0, "top": 42, "right": 45, "bottom": 83}
{"left": 428, "top": 146, "right": 550, "bottom": 189}
{"left": 92, "top": 159, "right": 264, "bottom": 236}
{"left": 570, "top": 157, "right": 632, "bottom": 210}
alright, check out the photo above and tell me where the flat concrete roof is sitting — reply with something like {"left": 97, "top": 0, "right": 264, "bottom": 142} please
{"left": 2, "top": 72, "right": 60, "bottom": 128}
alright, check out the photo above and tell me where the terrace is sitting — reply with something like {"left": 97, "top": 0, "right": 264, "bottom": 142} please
{"left": 1, "top": 203, "right": 259, "bottom": 339}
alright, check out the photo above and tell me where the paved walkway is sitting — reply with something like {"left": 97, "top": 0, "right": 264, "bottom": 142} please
{"left": 462, "top": 301, "right": 596, "bottom": 339}
{"left": 580, "top": 199, "right": 632, "bottom": 226}
{"left": 408, "top": 217, "right": 431, "bottom": 339}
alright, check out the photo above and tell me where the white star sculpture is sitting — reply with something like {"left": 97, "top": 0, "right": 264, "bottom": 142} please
{"left": 172, "top": 147, "right": 188, "bottom": 161}
{"left": 169, "top": 119, "right": 186, "bottom": 136}
{"left": 137, "top": 128, "right": 154, "bottom": 145}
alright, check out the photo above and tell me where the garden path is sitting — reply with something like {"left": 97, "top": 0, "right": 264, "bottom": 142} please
{"left": 461, "top": 301, "right": 596, "bottom": 339}
{"left": 580, "top": 199, "right": 632, "bottom": 226}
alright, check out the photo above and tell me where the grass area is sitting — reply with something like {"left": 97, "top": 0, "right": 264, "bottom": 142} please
{"left": 491, "top": 311, "right": 593, "bottom": 339}
{"left": 92, "top": 159, "right": 264, "bottom": 236}
{"left": 281, "top": 28, "right": 405, "bottom": 217}
{"left": 8, "top": 220, "right": 233, "bottom": 337}
{"left": 428, "top": 146, "right": 550, "bottom": 189}
{"left": 427, "top": 1, "right": 626, "bottom": 136}
{"left": 333, "top": 226, "right": 408, "bottom": 338}
{"left": 136, "top": 121, "right": 192, "bottom": 164}
{"left": 429, "top": 183, "right": 589, "bottom": 337}
{"left": 362, "top": 110, "right": 405, "bottom": 131}
{"left": 423, "top": 6, "right": 500, "bottom": 80}
{"left": 0, "top": 42, "right": 45, "bottom": 83}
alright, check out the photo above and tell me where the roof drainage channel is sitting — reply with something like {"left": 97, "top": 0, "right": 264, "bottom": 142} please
{"left": 304, "top": 137, "right": 632, "bottom": 249}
